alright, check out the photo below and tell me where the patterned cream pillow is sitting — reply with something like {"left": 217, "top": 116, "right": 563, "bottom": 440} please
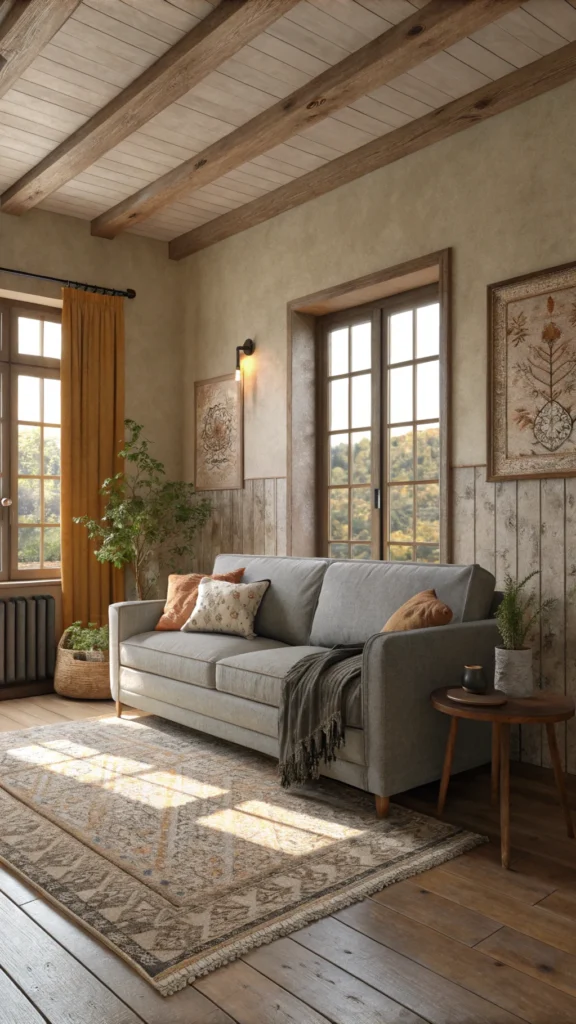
{"left": 181, "top": 578, "right": 270, "bottom": 638}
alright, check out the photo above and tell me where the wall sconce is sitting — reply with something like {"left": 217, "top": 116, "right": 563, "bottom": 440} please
{"left": 235, "top": 338, "right": 255, "bottom": 381}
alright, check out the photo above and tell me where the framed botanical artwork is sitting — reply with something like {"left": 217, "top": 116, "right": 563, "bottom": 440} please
{"left": 488, "top": 260, "right": 576, "bottom": 481}
{"left": 194, "top": 373, "right": 243, "bottom": 490}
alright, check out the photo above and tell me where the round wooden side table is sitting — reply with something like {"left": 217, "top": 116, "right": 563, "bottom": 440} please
{"left": 431, "top": 688, "right": 575, "bottom": 868}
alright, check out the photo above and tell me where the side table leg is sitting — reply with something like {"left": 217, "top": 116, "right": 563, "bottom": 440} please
{"left": 500, "top": 723, "right": 511, "bottom": 869}
{"left": 438, "top": 718, "right": 459, "bottom": 815}
{"left": 491, "top": 722, "right": 501, "bottom": 806}
{"left": 546, "top": 723, "right": 574, "bottom": 838}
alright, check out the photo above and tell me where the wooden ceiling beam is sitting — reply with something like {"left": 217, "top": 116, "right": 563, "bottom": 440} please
{"left": 90, "top": 0, "right": 521, "bottom": 240}
{"left": 169, "top": 41, "right": 576, "bottom": 260}
{"left": 0, "top": 0, "right": 300, "bottom": 215}
{"left": 0, "top": 0, "right": 80, "bottom": 101}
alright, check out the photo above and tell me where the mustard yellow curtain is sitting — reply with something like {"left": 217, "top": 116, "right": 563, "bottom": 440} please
{"left": 61, "top": 289, "right": 125, "bottom": 627}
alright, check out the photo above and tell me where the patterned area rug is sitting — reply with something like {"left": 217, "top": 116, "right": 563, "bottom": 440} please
{"left": 0, "top": 715, "right": 485, "bottom": 995}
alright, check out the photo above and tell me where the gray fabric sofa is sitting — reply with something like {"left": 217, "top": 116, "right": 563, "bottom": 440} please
{"left": 109, "top": 555, "right": 499, "bottom": 813}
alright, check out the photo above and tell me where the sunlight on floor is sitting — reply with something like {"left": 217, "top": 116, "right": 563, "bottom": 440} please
{"left": 237, "top": 800, "right": 364, "bottom": 839}
{"left": 6, "top": 744, "right": 73, "bottom": 766}
{"left": 196, "top": 800, "right": 363, "bottom": 853}
{"left": 139, "top": 771, "right": 228, "bottom": 799}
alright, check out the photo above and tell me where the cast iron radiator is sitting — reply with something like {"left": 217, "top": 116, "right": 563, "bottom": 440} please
{"left": 0, "top": 595, "right": 56, "bottom": 690}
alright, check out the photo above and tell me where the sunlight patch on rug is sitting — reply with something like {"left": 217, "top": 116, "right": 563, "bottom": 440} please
{"left": 0, "top": 716, "right": 486, "bottom": 995}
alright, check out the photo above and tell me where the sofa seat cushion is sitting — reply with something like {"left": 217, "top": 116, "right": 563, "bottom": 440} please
{"left": 120, "top": 631, "right": 287, "bottom": 689}
{"left": 120, "top": 667, "right": 366, "bottom": 767}
{"left": 216, "top": 645, "right": 363, "bottom": 728}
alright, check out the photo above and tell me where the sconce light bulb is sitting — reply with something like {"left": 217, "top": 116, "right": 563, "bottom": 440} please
{"left": 235, "top": 367, "right": 241, "bottom": 382}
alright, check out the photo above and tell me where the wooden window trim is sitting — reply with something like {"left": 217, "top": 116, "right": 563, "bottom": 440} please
{"left": 315, "top": 284, "right": 440, "bottom": 565}
{"left": 287, "top": 250, "right": 451, "bottom": 561}
{"left": 0, "top": 299, "right": 62, "bottom": 581}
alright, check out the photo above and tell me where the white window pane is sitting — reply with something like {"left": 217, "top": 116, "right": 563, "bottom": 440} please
{"left": 330, "top": 378, "right": 348, "bottom": 430}
{"left": 18, "top": 425, "right": 40, "bottom": 474}
{"left": 18, "top": 526, "right": 40, "bottom": 569}
{"left": 351, "top": 373, "right": 371, "bottom": 428}
{"left": 351, "top": 487, "right": 371, "bottom": 541}
{"left": 417, "top": 423, "right": 439, "bottom": 480}
{"left": 416, "top": 303, "right": 439, "bottom": 358}
{"left": 44, "top": 426, "right": 60, "bottom": 475}
{"left": 44, "top": 379, "right": 61, "bottom": 425}
{"left": 18, "top": 375, "right": 40, "bottom": 422}
{"left": 329, "top": 328, "right": 348, "bottom": 376}
{"left": 330, "top": 433, "right": 349, "bottom": 485}
{"left": 352, "top": 431, "right": 371, "bottom": 484}
{"left": 351, "top": 323, "right": 371, "bottom": 371}
{"left": 389, "top": 311, "right": 412, "bottom": 364}
{"left": 389, "top": 426, "right": 413, "bottom": 482}
{"left": 18, "top": 317, "right": 41, "bottom": 355}
{"left": 330, "top": 489, "right": 348, "bottom": 541}
{"left": 44, "top": 478, "right": 60, "bottom": 524}
{"left": 18, "top": 478, "right": 40, "bottom": 523}
{"left": 417, "top": 361, "right": 439, "bottom": 421}
{"left": 44, "top": 321, "right": 62, "bottom": 359}
{"left": 43, "top": 527, "right": 61, "bottom": 567}
{"left": 389, "top": 365, "right": 413, "bottom": 424}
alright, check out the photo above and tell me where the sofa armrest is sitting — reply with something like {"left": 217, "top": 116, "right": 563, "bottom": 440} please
{"left": 109, "top": 600, "right": 165, "bottom": 701}
{"left": 362, "top": 618, "right": 500, "bottom": 797}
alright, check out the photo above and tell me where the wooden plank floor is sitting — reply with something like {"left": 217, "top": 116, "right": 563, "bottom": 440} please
{"left": 0, "top": 694, "right": 575, "bottom": 1024}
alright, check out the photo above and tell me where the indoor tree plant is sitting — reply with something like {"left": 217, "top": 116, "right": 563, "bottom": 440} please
{"left": 494, "top": 570, "right": 555, "bottom": 696}
{"left": 75, "top": 419, "right": 212, "bottom": 599}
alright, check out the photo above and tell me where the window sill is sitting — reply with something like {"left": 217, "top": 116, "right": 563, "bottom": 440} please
{"left": 0, "top": 579, "right": 61, "bottom": 588}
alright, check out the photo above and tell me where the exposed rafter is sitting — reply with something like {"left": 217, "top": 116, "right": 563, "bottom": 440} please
{"left": 0, "top": 0, "right": 301, "bottom": 215}
{"left": 89, "top": 0, "right": 522, "bottom": 240}
{"left": 169, "top": 42, "right": 576, "bottom": 260}
{"left": 0, "top": 0, "right": 80, "bottom": 101}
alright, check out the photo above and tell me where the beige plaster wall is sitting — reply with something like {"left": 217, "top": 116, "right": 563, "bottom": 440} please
{"left": 0, "top": 208, "right": 183, "bottom": 478}
{"left": 181, "top": 79, "right": 576, "bottom": 480}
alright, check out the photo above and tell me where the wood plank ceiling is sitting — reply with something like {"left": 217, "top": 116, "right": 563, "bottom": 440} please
{"left": 0, "top": 0, "right": 575, "bottom": 259}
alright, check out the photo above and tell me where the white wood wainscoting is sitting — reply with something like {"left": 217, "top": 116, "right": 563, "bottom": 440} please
{"left": 454, "top": 466, "right": 576, "bottom": 776}
{"left": 192, "top": 468, "right": 575, "bottom": 774}
{"left": 192, "top": 478, "right": 287, "bottom": 575}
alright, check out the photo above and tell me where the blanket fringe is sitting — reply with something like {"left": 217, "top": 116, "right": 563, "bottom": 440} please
{"left": 279, "top": 712, "right": 344, "bottom": 788}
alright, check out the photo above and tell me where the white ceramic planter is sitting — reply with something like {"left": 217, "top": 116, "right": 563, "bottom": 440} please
{"left": 494, "top": 647, "right": 533, "bottom": 697}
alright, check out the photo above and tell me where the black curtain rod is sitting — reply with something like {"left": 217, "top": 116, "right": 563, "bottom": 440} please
{"left": 0, "top": 266, "right": 136, "bottom": 299}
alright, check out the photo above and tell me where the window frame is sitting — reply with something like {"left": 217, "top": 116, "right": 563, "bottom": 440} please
{"left": 317, "top": 282, "right": 449, "bottom": 563}
{"left": 0, "top": 299, "right": 62, "bottom": 581}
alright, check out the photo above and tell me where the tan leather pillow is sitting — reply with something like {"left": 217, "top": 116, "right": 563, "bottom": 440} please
{"left": 156, "top": 569, "right": 245, "bottom": 630}
{"left": 381, "top": 589, "right": 452, "bottom": 633}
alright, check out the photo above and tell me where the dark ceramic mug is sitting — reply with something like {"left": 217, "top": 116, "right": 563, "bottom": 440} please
{"left": 462, "top": 665, "right": 486, "bottom": 694}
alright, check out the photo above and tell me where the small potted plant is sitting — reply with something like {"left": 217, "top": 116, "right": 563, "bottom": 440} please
{"left": 494, "top": 571, "right": 554, "bottom": 697}
{"left": 55, "top": 622, "right": 111, "bottom": 700}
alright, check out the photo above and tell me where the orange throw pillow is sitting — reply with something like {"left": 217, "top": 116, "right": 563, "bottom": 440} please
{"left": 381, "top": 589, "right": 452, "bottom": 633}
{"left": 156, "top": 569, "right": 245, "bottom": 630}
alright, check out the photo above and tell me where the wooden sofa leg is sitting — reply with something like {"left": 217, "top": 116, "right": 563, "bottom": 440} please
{"left": 375, "top": 796, "right": 390, "bottom": 818}
{"left": 116, "top": 699, "right": 122, "bottom": 718}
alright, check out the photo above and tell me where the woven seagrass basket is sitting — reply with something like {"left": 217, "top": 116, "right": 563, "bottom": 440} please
{"left": 54, "top": 634, "right": 111, "bottom": 700}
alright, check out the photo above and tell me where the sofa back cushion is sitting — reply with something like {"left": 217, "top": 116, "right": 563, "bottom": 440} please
{"left": 213, "top": 555, "right": 328, "bottom": 645}
{"left": 310, "top": 560, "right": 495, "bottom": 647}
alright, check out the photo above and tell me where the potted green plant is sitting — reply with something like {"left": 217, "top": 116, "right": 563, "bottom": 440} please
{"left": 55, "top": 622, "right": 111, "bottom": 699}
{"left": 494, "top": 571, "right": 554, "bottom": 697}
{"left": 75, "top": 420, "right": 212, "bottom": 599}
